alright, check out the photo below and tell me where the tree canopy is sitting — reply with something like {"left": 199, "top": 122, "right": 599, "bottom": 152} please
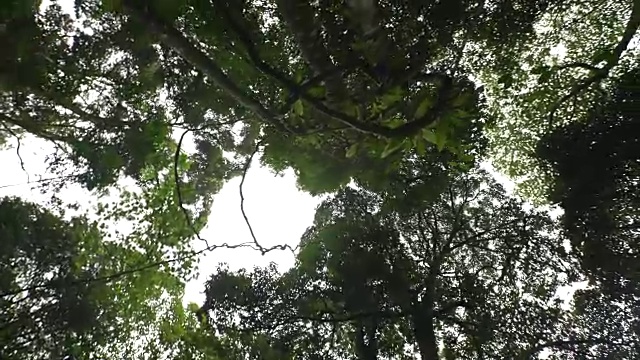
{"left": 200, "top": 169, "right": 637, "bottom": 359}
{"left": 1, "top": 0, "right": 639, "bottom": 359}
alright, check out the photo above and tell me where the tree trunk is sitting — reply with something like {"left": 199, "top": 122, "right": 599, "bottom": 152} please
{"left": 413, "top": 308, "right": 440, "bottom": 360}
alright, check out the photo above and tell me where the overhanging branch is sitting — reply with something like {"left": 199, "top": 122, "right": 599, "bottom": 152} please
{"left": 122, "top": 1, "right": 292, "bottom": 135}
{"left": 122, "top": 1, "right": 456, "bottom": 140}
{"left": 548, "top": 0, "right": 640, "bottom": 127}
{"left": 275, "top": 0, "right": 347, "bottom": 101}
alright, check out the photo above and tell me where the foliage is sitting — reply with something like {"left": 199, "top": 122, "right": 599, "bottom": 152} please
{"left": 0, "top": 0, "right": 560, "bottom": 194}
{"left": 0, "top": 197, "right": 104, "bottom": 359}
{"left": 0, "top": 0, "right": 239, "bottom": 200}
{"left": 474, "top": 0, "right": 640, "bottom": 200}
{"left": 1, "top": 1, "right": 639, "bottom": 359}
{"left": 0, "top": 171, "right": 204, "bottom": 360}
{"left": 198, "top": 168, "right": 635, "bottom": 359}
{"left": 536, "top": 67, "right": 640, "bottom": 300}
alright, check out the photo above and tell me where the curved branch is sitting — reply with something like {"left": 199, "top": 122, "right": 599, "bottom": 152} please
{"left": 239, "top": 141, "right": 297, "bottom": 255}
{"left": 548, "top": 0, "right": 640, "bottom": 127}
{"left": 122, "top": 1, "right": 292, "bottom": 135}
{"left": 174, "top": 128, "right": 210, "bottom": 249}
{"left": 0, "top": 123, "right": 30, "bottom": 183}
{"left": 239, "top": 141, "right": 263, "bottom": 253}
{"left": 275, "top": 0, "right": 347, "bottom": 101}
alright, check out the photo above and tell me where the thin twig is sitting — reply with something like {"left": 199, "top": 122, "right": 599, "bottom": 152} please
{"left": 174, "top": 128, "right": 211, "bottom": 249}
{"left": 0, "top": 240, "right": 259, "bottom": 299}
{"left": 239, "top": 141, "right": 296, "bottom": 255}
{"left": 1, "top": 123, "right": 30, "bottom": 183}
{"left": 0, "top": 173, "right": 85, "bottom": 190}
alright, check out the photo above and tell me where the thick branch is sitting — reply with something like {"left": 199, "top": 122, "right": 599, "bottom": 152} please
{"left": 122, "top": 1, "right": 291, "bottom": 134}
{"left": 122, "top": 1, "right": 453, "bottom": 140}
{"left": 275, "top": 0, "right": 347, "bottom": 101}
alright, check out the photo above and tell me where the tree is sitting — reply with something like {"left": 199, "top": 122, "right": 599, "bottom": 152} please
{"left": 3, "top": 1, "right": 639, "bottom": 359}
{"left": 474, "top": 0, "right": 639, "bottom": 200}
{"left": 0, "top": 158, "right": 211, "bottom": 360}
{"left": 536, "top": 66, "right": 640, "bottom": 301}
{"left": 197, "top": 167, "right": 633, "bottom": 359}
{"left": 0, "top": 0, "right": 239, "bottom": 200}
{"left": 1, "top": 0, "right": 561, "bottom": 194}
{"left": 0, "top": 197, "right": 105, "bottom": 359}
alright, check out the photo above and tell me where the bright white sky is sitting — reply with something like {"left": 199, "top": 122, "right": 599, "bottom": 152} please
{"left": 0, "top": 136, "right": 320, "bottom": 304}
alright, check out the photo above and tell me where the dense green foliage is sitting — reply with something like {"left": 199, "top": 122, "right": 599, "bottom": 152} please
{"left": 1, "top": 0, "right": 638, "bottom": 359}
{"left": 537, "top": 67, "right": 640, "bottom": 301}
{"left": 0, "top": 196, "right": 188, "bottom": 359}
{"left": 200, "top": 169, "right": 638, "bottom": 359}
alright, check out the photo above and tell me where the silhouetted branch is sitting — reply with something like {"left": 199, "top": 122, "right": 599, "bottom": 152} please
{"left": 174, "top": 128, "right": 210, "bottom": 249}
{"left": 0, "top": 240, "right": 258, "bottom": 299}
{"left": 1, "top": 123, "right": 30, "bottom": 183}
{"left": 239, "top": 141, "right": 297, "bottom": 255}
{"left": 0, "top": 173, "right": 86, "bottom": 190}
{"left": 522, "top": 337, "right": 619, "bottom": 359}
{"left": 548, "top": 0, "right": 640, "bottom": 127}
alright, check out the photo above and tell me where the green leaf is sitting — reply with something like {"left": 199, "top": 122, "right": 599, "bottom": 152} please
{"left": 415, "top": 137, "right": 426, "bottom": 156}
{"left": 293, "top": 99, "right": 304, "bottom": 116}
{"left": 382, "top": 116, "right": 405, "bottom": 129}
{"left": 308, "top": 86, "right": 326, "bottom": 98}
{"left": 423, "top": 129, "right": 447, "bottom": 151}
{"left": 422, "top": 129, "right": 437, "bottom": 144}
{"left": 414, "top": 96, "right": 432, "bottom": 119}
{"left": 381, "top": 86, "right": 404, "bottom": 107}
{"left": 345, "top": 143, "right": 359, "bottom": 158}
{"left": 435, "top": 133, "right": 447, "bottom": 151}
{"left": 381, "top": 139, "right": 405, "bottom": 158}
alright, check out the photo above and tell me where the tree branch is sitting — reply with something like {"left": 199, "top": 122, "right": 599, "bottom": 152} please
{"left": 122, "top": 1, "right": 292, "bottom": 135}
{"left": 217, "top": 4, "right": 354, "bottom": 117}
{"left": 123, "top": 1, "right": 455, "bottom": 141}
{"left": 275, "top": 0, "right": 347, "bottom": 102}
{"left": 548, "top": 0, "right": 640, "bottom": 127}
{"left": 239, "top": 141, "right": 297, "bottom": 255}
{"left": 522, "top": 337, "right": 619, "bottom": 359}
{"left": 174, "top": 128, "right": 210, "bottom": 249}
{"left": 0, "top": 123, "right": 30, "bottom": 183}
